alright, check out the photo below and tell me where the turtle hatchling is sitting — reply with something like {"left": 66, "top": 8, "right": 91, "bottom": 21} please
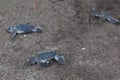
{"left": 7, "top": 23, "right": 42, "bottom": 38}
{"left": 27, "top": 50, "right": 65, "bottom": 67}
{"left": 91, "top": 8, "right": 120, "bottom": 25}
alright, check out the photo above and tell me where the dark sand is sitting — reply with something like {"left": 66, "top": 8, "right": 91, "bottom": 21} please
{"left": 0, "top": 0, "right": 120, "bottom": 80}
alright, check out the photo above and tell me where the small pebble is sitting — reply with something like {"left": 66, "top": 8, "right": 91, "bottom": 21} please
{"left": 100, "top": 64, "right": 103, "bottom": 67}
{"left": 81, "top": 48, "right": 86, "bottom": 50}
{"left": 0, "top": 15, "right": 2, "bottom": 20}
{"left": 23, "top": 35, "right": 27, "bottom": 37}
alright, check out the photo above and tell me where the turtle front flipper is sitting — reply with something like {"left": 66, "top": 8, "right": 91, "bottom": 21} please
{"left": 91, "top": 8, "right": 101, "bottom": 17}
{"left": 54, "top": 55, "right": 65, "bottom": 65}
{"left": 103, "top": 14, "right": 120, "bottom": 25}
{"left": 37, "top": 60, "right": 52, "bottom": 67}
{"left": 11, "top": 31, "right": 17, "bottom": 38}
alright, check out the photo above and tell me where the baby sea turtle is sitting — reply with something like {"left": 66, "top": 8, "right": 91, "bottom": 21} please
{"left": 27, "top": 50, "right": 65, "bottom": 67}
{"left": 91, "top": 8, "right": 120, "bottom": 25}
{"left": 7, "top": 23, "right": 42, "bottom": 38}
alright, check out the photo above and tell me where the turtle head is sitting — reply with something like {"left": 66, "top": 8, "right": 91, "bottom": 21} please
{"left": 54, "top": 55, "right": 65, "bottom": 65}
{"left": 7, "top": 26, "right": 16, "bottom": 33}
{"left": 36, "top": 27, "right": 43, "bottom": 33}
{"left": 27, "top": 57, "right": 37, "bottom": 65}
{"left": 91, "top": 8, "right": 100, "bottom": 17}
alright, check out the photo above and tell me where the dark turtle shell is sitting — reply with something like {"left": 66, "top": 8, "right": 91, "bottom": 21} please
{"left": 35, "top": 51, "right": 56, "bottom": 61}
{"left": 15, "top": 23, "right": 36, "bottom": 33}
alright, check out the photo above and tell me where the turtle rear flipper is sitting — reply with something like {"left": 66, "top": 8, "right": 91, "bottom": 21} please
{"left": 54, "top": 55, "right": 65, "bottom": 65}
{"left": 11, "top": 31, "right": 17, "bottom": 38}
